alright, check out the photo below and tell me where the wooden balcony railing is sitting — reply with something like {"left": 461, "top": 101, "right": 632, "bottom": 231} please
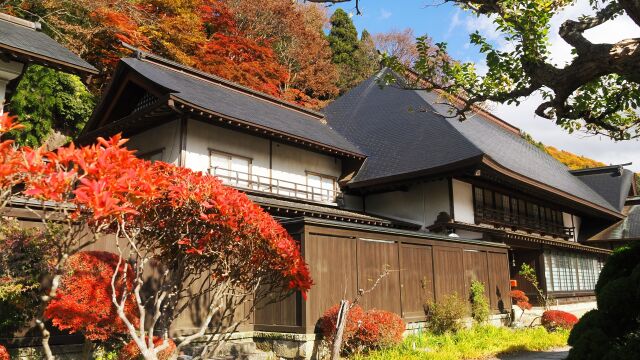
{"left": 474, "top": 206, "right": 575, "bottom": 239}
{"left": 210, "top": 167, "right": 338, "bottom": 203}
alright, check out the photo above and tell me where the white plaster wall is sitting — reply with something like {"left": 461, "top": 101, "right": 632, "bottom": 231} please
{"left": 573, "top": 215, "right": 581, "bottom": 241}
{"left": 343, "top": 194, "right": 364, "bottom": 211}
{"left": 562, "top": 212, "right": 579, "bottom": 241}
{"left": 184, "top": 118, "right": 341, "bottom": 190}
{"left": 126, "top": 119, "right": 181, "bottom": 165}
{"left": 454, "top": 229, "right": 483, "bottom": 240}
{"left": 452, "top": 179, "right": 475, "bottom": 223}
{"left": 363, "top": 179, "right": 450, "bottom": 228}
{"left": 271, "top": 142, "right": 341, "bottom": 186}
{"left": 185, "top": 119, "right": 270, "bottom": 177}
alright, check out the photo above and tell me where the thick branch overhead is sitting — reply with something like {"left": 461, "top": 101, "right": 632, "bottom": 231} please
{"left": 312, "top": 0, "right": 640, "bottom": 140}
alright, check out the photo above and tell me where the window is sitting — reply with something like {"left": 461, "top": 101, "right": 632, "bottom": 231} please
{"left": 472, "top": 185, "right": 569, "bottom": 238}
{"left": 544, "top": 250, "right": 604, "bottom": 292}
{"left": 209, "top": 150, "right": 251, "bottom": 188}
{"left": 306, "top": 172, "right": 336, "bottom": 202}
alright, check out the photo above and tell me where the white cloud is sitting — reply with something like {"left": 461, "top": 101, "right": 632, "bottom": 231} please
{"left": 379, "top": 8, "right": 392, "bottom": 20}
{"left": 464, "top": 4, "right": 640, "bottom": 171}
{"left": 446, "top": 10, "right": 462, "bottom": 39}
{"left": 491, "top": 95, "right": 640, "bottom": 172}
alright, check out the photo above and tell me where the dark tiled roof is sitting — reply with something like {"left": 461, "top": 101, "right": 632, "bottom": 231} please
{"left": 121, "top": 58, "right": 363, "bottom": 156}
{"left": 589, "top": 205, "right": 640, "bottom": 241}
{"left": 571, "top": 166, "right": 635, "bottom": 212}
{"left": 248, "top": 194, "right": 421, "bottom": 229}
{"left": 323, "top": 69, "right": 617, "bottom": 213}
{"left": 0, "top": 14, "right": 97, "bottom": 74}
{"left": 322, "top": 71, "right": 483, "bottom": 183}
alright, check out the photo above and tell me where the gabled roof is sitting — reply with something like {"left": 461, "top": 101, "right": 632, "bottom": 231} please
{"left": 589, "top": 204, "right": 640, "bottom": 242}
{"left": 323, "top": 71, "right": 484, "bottom": 183}
{"left": 323, "top": 69, "right": 621, "bottom": 218}
{"left": 0, "top": 13, "right": 97, "bottom": 75}
{"left": 82, "top": 51, "right": 363, "bottom": 159}
{"left": 570, "top": 165, "right": 636, "bottom": 212}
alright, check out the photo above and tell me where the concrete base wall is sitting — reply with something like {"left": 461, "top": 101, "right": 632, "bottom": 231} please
{"left": 512, "top": 301, "right": 597, "bottom": 327}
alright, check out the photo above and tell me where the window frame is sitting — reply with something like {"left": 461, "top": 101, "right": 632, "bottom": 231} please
{"left": 305, "top": 170, "right": 338, "bottom": 202}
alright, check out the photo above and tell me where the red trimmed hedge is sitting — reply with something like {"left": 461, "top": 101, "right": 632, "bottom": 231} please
{"left": 318, "top": 304, "right": 405, "bottom": 354}
{"left": 541, "top": 310, "right": 578, "bottom": 331}
{"left": 0, "top": 345, "right": 9, "bottom": 360}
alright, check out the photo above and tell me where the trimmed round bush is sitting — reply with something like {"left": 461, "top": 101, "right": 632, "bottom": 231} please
{"left": 425, "top": 293, "right": 469, "bottom": 334}
{"left": 0, "top": 345, "right": 9, "bottom": 360}
{"left": 317, "top": 303, "right": 366, "bottom": 353}
{"left": 356, "top": 309, "right": 405, "bottom": 350}
{"left": 541, "top": 310, "right": 578, "bottom": 331}
{"left": 119, "top": 337, "right": 175, "bottom": 360}
{"left": 318, "top": 304, "right": 405, "bottom": 354}
{"left": 568, "top": 243, "right": 640, "bottom": 360}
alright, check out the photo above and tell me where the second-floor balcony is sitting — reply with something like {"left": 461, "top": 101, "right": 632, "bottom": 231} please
{"left": 475, "top": 206, "right": 575, "bottom": 240}
{"left": 210, "top": 167, "right": 339, "bottom": 203}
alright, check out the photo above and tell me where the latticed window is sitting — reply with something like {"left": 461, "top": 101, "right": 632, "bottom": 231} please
{"left": 544, "top": 251, "right": 605, "bottom": 292}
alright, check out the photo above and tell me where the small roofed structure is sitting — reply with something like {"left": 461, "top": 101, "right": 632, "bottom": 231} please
{"left": 0, "top": 12, "right": 97, "bottom": 113}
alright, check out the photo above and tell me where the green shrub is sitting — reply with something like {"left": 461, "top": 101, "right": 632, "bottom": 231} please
{"left": 567, "top": 243, "right": 640, "bottom": 360}
{"left": 0, "top": 222, "right": 55, "bottom": 334}
{"left": 470, "top": 280, "right": 490, "bottom": 323}
{"left": 425, "top": 293, "right": 469, "bottom": 334}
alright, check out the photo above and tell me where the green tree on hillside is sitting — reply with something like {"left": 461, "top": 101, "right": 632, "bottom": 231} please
{"left": 328, "top": 9, "right": 377, "bottom": 93}
{"left": 8, "top": 65, "right": 95, "bottom": 147}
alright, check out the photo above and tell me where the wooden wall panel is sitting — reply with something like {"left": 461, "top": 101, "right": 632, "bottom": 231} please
{"left": 433, "top": 247, "right": 465, "bottom": 301}
{"left": 488, "top": 252, "right": 512, "bottom": 312}
{"left": 357, "top": 239, "right": 401, "bottom": 314}
{"left": 400, "top": 244, "right": 434, "bottom": 318}
{"left": 305, "top": 233, "right": 358, "bottom": 328}
{"left": 463, "top": 250, "right": 490, "bottom": 300}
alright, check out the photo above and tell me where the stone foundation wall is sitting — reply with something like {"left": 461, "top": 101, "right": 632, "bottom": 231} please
{"left": 512, "top": 301, "right": 597, "bottom": 326}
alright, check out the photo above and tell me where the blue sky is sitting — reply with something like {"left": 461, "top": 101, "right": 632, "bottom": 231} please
{"left": 329, "top": 1, "right": 640, "bottom": 172}
{"left": 335, "top": 0, "right": 479, "bottom": 62}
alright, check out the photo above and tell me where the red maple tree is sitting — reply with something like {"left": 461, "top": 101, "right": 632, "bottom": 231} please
{"left": 0, "top": 113, "right": 312, "bottom": 359}
{"left": 44, "top": 251, "right": 139, "bottom": 341}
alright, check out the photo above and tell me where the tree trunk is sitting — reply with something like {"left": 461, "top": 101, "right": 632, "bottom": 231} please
{"left": 38, "top": 321, "right": 54, "bottom": 360}
{"left": 331, "top": 300, "right": 349, "bottom": 360}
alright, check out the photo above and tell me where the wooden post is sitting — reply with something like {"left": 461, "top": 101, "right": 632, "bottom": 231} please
{"left": 331, "top": 300, "right": 350, "bottom": 360}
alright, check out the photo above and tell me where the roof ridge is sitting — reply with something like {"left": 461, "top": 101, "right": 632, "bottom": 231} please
{"left": 120, "top": 42, "right": 325, "bottom": 119}
{"left": 0, "top": 13, "right": 40, "bottom": 30}
{"left": 570, "top": 164, "right": 632, "bottom": 175}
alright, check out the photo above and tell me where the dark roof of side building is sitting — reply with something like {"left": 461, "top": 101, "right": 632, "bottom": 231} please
{"left": 570, "top": 165, "right": 636, "bottom": 212}
{"left": 84, "top": 52, "right": 363, "bottom": 158}
{"left": 323, "top": 69, "right": 619, "bottom": 215}
{"left": 0, "top": 13, "right": 97, "bottom": 75}
{"left": 248, "top": 194, "right": 421, "bottom": 230}
{"left": 588, "top": 204, "right": 640, "bottom": 242}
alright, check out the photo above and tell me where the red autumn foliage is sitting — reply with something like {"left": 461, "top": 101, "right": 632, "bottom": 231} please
{"left": 0, "top": 345, "right": 9, "bottom": 360}
{"left": 318, "top": 304, "right": 366, "bottom": 348}
{"left": 0, "top": 113, "right": 312, "bottom": 354}
{"left": 119, "top": 337, "right": 175, "bottom": 360}
{"left": 133, "top": 162, "right": 313, "bottom": 296}
{"left": 541, "top": 310, "right": 578, "bottom": 331}
{"left": 85, "top": 0, "right": 288, "bottom": 96}
{"left": 356, "top": 309, "right": 405, "bottom": 349}
{"left": 44, "top": 251, "right": 139, "bottom": 341}
{"left": 318, "top": 304, "right": 405, "bottom": 354}
{"left": 510, "top": 290, "right": 533, "bottom": 311}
